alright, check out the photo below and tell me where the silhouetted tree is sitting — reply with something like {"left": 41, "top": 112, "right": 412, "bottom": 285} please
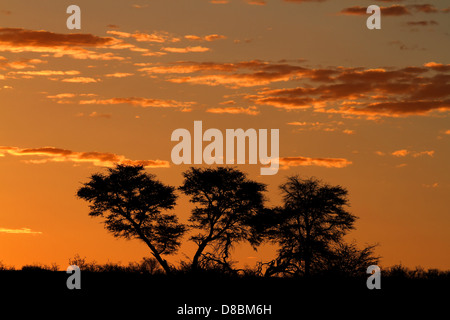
{"left": 318, "top": 241, "right": 380, "bottom": 275}
{"left": 179, "top": 167, "right": 266, "bottom": 271}
{"left": 76, "top": 164, "right": 186, "bottom": 274}
{"left": 262, "top": 176, "right": 357, "bottom": 277}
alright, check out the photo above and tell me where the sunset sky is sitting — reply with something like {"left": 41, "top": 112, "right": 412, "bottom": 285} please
{"left": 0, "top": 0, "right": 449, "bottom": 270}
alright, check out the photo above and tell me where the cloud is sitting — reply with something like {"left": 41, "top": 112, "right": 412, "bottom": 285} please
{"left": 247, "top": 62, "right": 450, "bottom": 118}
{"left": 146, "top": 60, "right": 308, "bottom": 88}
{"left": 13, "top": 70, "right": 80, "bottom": 76}
{"left": 46, "top": 92, "right": 97, "bottom": 104}
{"left": 162, "top": 46, "right": 210, "bottom": 53}
{"left": 0, "top": 146, "right": 170, "bottom": 168}
{"left": 61, "top": 76, "right": 99, "bottom": 83}
{"left": 79, "top": 97, "right": 196, "bottom": 109}
{"left": 138, "top": 62, "right": 237, "bottom": 74}
{"left": 138, "top": 59, "right": 450, "bottom": 119}
{"left": 0, "top": 227, "right": 42, "bottom": 234}
{"left": 340, "top": 4, "right": 441, "bottom": 16}
{"left": 392, "top": 149, "right": 409, "bottom": 157}
{"left": 220, "top": 100, "right": 237, "bottom": 105}
{"left": 105, "top": 72, "right": 134, "bottom": 78}
{"left": 132, "top": 4, "right": 149, "bottom": 9}
{"left": 206, "top": 106, "right": 260, "bottom": 115}
{"left": 246, "top": 0, "right": 267, "bottom": 5}
{"left": 392, "top": 149, "right": 434, "bottom": 157}
{"left": 423, "top": 62, "right": 450, "bottom": 72}
{"left": 0, "top": 28, "right": 125, "bottom": 60}
{"left": 184, "top": 34, "right": 226, "bottom": 42}
{"left": 210, "top": 0, "right": 229, "bottom": 4}
{"left": 340, "top": 5, "right": 410, "bottom": 16}
{"left": 287, "top": 120, "right": 349, "bottom": 133}
{"left": 412, "top": 150, "right": 434, "bottom": 157}
{"left": 106, "top": 30, "right": 180, "bottom": 43}
{"left": 0, "top": 57, "right": 46, "bottom": 70}
{"left": 279, "top": 156, "right": 352, "bottom": 169}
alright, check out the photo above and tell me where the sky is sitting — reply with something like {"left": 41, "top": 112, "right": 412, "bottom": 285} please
{"left": 0, "top": 0, "right": 449, "bottom": 270}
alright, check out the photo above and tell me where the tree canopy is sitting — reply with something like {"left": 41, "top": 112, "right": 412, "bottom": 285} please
{"left": 76, "top": 164, "right": 186, "bottom": 274}
{"left": 179, "top": 167, "right": 267, "bottom": 271}
{"left": 261, "top": 176, "right": 358, "bottom": 277}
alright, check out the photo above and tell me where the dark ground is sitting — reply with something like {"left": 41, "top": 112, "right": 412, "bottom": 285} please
{"left": 0, "top": 270, "right": 447, "bottom": 317}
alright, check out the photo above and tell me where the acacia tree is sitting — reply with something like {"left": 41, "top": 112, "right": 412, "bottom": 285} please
{"left": 76, "top": 164, "right": 186, "bottom": 274}
{"left": 262, "top": 176, "right": 357, "bottom": 277}
{"left": 179, "top": 167, "right": 266, "bottom": 271}
{"left": 319, "top": 241, "right": 380, "bottom": 275}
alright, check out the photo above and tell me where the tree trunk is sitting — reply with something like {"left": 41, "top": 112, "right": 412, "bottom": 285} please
{"left": 191, "top": 239, "right": 209, "bottom": 271}
{"left": 135, "top": 228, "right": 172, "bottom": 274}
{"left": 151, "top": 251, "right": 172, "bottom": 275}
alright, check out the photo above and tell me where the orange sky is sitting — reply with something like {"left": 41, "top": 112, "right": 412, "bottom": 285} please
{"left": 0, "top": 0, "right": 449, "bottom": 270}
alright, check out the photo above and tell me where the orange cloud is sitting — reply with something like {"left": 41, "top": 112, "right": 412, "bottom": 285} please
{"left": 206, "top": 106, "right": 259, "bottom": 115}
{"left": 0, "top": 146, "right": 170, "bottom": 168}
{"left": 162, "top": 46, "right": 210, "bottom": 53}
{"left": 340, "top": 4, "right": 440, "bottom": 16}
{"left": 46, "top": 92, "right": 97, "bottom": 104}
{"left": 139, "top": 60, "right": 346, "bottom": 88}
{"left": 47, "top": 93, "right": 77, "bottom": 99}
{"left": 105, "top": 72, "right": 134, "bottom": 78}
{"left": 392, "top": 149, "right": 435, "bottom": 157}
{"left": 246, "top": 0, "right": 267, "bottom": 5}
{"left": 248, "top": 63, "right": 450, "bottom": 117}
{"left": 287, "top": 120, "right": 348, "bottom": 133}
{"left": 392, "top": 149, "right": 409, "bottom": 157}
{"left": 0, "top": 227, "right": 42, "bottom": 235}
{"left": 279, "top": 156, "right": 352, "bottom": 169}
{"left": 13, "top": 70, "right": 80, "bottom": 76}
{"left": 107, "top": 30, "right": 180, "bottom": 43}
{"left": 137, "top": 59, "right": 450, "bottom": 118}
{"left": 423, "top": 62, "right": 450, "bottom": 72}
{"left": 79, "top": 97, "right": 196, "bottom": 109}
{"left": 0, "top": 57, "right": 46, "bottom": 70}
{"left": 158, "top": 60, "right": 307, "bottom": 87}
{"left": 412, "top": 150, "right": 434, "bottom": 157}
{"left": 340, "top": 5, "right": 410, "bottom": 16}
{"left": 185, "top": 34, "right": 226, "bottom": 42}
{"left": 61, "top": 77, "right": 99, "bottom": 83}
{"left": 0, "top": 28, "right": 125, "bottom": 60}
